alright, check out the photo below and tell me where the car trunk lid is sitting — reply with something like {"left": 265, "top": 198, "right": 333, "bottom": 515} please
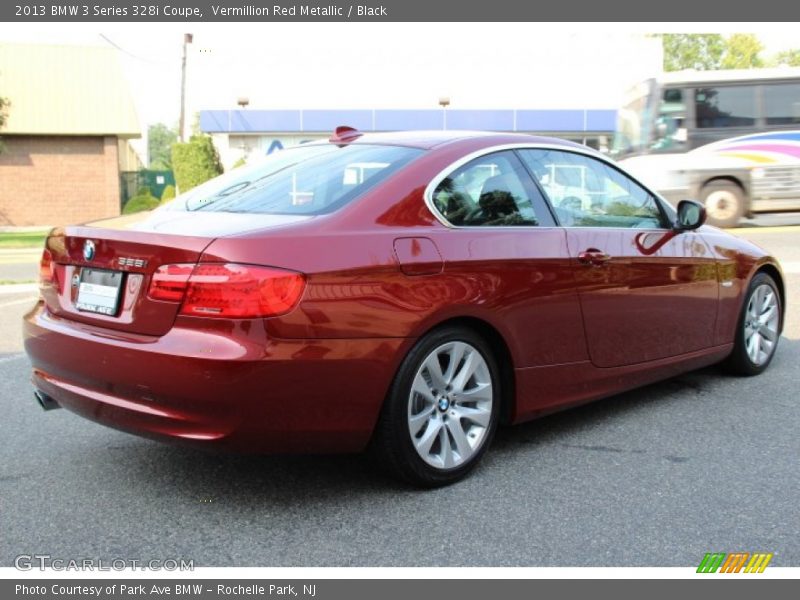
{"left": 40, "top": 210, "right": 312, "bottom": 336}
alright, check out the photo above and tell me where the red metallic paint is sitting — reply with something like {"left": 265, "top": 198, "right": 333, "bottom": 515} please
{"left": 23, "top": 132, "right": 783, "bottom": 453}
{"left": 565, "top": 227, "right": 719, "bottom": 367}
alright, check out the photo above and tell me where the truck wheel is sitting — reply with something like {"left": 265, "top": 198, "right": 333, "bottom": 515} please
{"left": 701, "top": 181, "right": 745, "bottom": 228}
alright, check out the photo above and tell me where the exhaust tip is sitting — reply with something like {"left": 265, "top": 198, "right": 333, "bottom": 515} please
{"left": 34, "top": 390, "right": 60, "bottom": 411}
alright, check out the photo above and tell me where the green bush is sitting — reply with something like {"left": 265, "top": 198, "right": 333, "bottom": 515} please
{"left": 160, "top": 184, "right": 176, "bottom": 203}
{"left": 231, "top": 156, "right": 247, "bottom": 169}
{"left": 171, "top": 135, "right": 223, "bottom": 193}
{"left": 123, "top": 188, "right": 161, "bottom": 214}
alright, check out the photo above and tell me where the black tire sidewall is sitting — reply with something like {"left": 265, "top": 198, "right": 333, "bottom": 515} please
{"left": 376, "top": 326, "right": 502, "bottom": 487}
{"left": 728, "top": 273, "right": 782, "bottom": 376}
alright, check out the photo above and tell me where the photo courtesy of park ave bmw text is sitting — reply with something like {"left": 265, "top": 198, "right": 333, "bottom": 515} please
{"left": 0, "top": 0, "right": 798, "bottom": 594}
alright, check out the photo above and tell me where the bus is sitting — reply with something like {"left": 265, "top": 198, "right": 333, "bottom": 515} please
{"left": 612, "top": 68, "right": 800, "bottom": 227}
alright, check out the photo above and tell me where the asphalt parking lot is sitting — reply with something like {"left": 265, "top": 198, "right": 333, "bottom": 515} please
{"left": 1, "top": 224, "right": 798, "bottom": 568}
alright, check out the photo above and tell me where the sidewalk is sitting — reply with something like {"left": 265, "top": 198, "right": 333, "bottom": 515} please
{"left": 0, "top": 247, "right": 40, "bottom": 284}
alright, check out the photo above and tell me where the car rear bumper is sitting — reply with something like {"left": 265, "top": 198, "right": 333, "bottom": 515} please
{"left": 23, "top": 302, "right": 406, "bottom": 453}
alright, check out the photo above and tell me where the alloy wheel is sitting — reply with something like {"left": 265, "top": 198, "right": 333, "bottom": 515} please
{"left": 743, "top": 283, "right": 780, "bottom": 366}
{"left": 407, "top": 341, "right": 494, "bottom": 469}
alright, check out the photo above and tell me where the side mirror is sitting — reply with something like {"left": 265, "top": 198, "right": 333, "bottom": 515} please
{"left": 674, "top": 199, "right": 706, "bottom": 232}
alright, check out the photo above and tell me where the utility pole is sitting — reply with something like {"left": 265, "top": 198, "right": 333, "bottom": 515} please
{"left": 439, "top": 97, "right": 450, "bottom": 130}
{"left": 179, "top": 33, "right": 193, "bottom": 142}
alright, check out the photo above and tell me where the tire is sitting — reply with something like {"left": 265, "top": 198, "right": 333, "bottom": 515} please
{"left": 701, "top": 181, "right": 745, "bottom": 228}
{"left": 724, "top": 272, "right": 782, "bottom": 376}
{"left": 372, "top": 326, "right": 501, "bottom": 487}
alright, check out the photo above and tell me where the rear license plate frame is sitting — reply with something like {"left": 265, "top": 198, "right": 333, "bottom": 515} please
{"left": 75, "top": 268, "right": 124, "bottom": 316}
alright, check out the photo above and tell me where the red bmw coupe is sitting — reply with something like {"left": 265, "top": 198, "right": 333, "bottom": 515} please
{"left": 24, "top": 128, "right": 784, "bottom": 486}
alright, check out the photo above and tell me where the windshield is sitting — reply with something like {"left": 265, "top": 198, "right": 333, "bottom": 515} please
{"left": 166, "top": 144, "right": 423, "bottom": 215}
{"left": 612, "top": 80, "right": 656, "bottom": 159}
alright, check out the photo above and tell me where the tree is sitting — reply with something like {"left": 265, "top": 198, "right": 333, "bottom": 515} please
{"left": 769, "top": 49, "right": 800, "bottom": 67}
{"left": 171, "top": 135, "right": 223, "bottom": 193}
{"left": 663, "top": 34, "right": 725, "bottom": 71}
{"left": 662, "top": 33, "right": 767, "bottom": 72}
{"left": 147, "top": 123, "right": 178, "bottom": 170}
{"left": 721, "top": 34, "right": 764, "bottom": 69}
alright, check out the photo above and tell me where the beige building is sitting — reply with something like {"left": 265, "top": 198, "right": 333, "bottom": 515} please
{"left": 0, "top": 43, "right": 141, "bottom": 226}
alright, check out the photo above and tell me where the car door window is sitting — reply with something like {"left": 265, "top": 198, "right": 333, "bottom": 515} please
{"left": 431, "top": 152, "right": 542, "bottom": 227}
{"left": 519, "top": 149, "right": 665, "bottom": 229}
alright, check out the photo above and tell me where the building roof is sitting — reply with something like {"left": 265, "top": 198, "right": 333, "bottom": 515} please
{"left": 323, "top": 130, "right": 589, "bottom": 151}
{"left": 199, "top": 108, "right": 617, "bottom": 135}
{"left": 0, "top": 43, "right": 140, "bottom": 138}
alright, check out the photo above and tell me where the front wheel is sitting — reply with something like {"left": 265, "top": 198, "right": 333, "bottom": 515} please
{"left": 724, "top": 272, "right": 782, "bottom": 376}
{"left": 372, "top": 326, "right": 501, "bottom": 487}
{"left": 701, "top": 181, "right": 745, "bottom": 228}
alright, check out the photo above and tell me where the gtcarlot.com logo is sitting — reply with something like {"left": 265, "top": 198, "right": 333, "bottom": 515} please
{"left": 14, "top": 554, "right": 194, "bottom": 571}
{"left": 697, "top": 552, "right": 773, "bottom": 573}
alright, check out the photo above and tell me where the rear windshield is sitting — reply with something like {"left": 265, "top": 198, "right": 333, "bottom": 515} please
{"left": 169, "top": 144, "right": 423, "bottom": 215}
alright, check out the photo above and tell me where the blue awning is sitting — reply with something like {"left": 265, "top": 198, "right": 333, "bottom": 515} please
{"left": 200, "top": 108, "right": 616, "bottom": 134}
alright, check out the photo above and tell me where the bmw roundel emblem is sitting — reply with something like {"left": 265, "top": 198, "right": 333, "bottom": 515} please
{"left": 83, "top": 240, "right": 95, "bottom": 261}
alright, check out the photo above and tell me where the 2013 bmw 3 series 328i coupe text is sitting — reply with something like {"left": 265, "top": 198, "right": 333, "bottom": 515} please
{"left": 24, "top": 127, "right": 785, "bottom": 486}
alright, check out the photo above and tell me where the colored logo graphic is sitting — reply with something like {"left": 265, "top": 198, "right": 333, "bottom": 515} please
{"left": 698, "top": 131, "right": 800, "bottom": 165}
{"left": 697, "top": 552, "right": 773, "bottom": 573}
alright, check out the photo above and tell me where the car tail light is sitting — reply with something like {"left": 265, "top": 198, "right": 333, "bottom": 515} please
{"left": 39, "top": 248, "right": 54, "bottom": 287}
{"left": 148, "top": 264, "right": 194, "bottom": 302}
{"left": 148, "top": 263, "right": 306, "bottom": 318}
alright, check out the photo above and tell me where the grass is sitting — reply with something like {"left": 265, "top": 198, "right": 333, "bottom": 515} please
{"left": 0, "top": 279, "right": 36, "bottom": 285}
{"left": 0, "top": 230, "right": 49, "bottom": 249}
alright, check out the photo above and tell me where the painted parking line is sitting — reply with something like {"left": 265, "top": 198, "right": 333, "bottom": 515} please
{"left": 779, "top": 261, "right": 800, "bottom": 274}
{"left": 0, "top": 297, "right": 37, "bottom": 309}
{"left": 0, "top": 354, "right": 26, "bottom": 365}
{"left": 728, "top": 225, "right": 800, "bottom": 234}
{"left": 0, "top": 283, "right": 38, "bottom": 295}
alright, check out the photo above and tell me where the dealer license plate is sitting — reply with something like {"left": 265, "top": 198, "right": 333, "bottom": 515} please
{"left": 75, "top": 268, "right": 123, "bottom": 316}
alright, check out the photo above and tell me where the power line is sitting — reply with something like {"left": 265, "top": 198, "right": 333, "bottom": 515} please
{"left": 98, "top": 33, "right": 168, "bottom": 65}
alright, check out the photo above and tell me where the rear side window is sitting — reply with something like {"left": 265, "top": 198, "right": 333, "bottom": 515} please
{"left": 174, "top": 144, "right": 423, "bottom": 215}
{"left": 430, "top": 151, "right": 543, "bottom": 226}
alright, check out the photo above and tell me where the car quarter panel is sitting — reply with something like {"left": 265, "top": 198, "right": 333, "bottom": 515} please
{"left": 202, "top": 225, "right": 588, "bottom": 369}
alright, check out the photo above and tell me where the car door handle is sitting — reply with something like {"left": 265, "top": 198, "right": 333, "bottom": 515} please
{"left": 577, "top": 248, "right": 611, "bottom": 266}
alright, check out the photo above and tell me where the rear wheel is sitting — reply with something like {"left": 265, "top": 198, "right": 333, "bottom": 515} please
{"left": 372, "top": 326, "right": 501, "bottom": 487}
{"left": 701, "top": 181, "right": 745, "bottom": 228}
{"left": 724, "top": 272, "right": 782, "bottom": 376}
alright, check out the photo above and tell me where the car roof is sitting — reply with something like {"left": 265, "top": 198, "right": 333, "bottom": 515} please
{"left": 334, "top": 129, "right": 592, "bottom": 152}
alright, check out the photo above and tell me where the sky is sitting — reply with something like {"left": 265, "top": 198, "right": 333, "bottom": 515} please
{"left": 2, "top": 22, "right": 799, "bottom": 147}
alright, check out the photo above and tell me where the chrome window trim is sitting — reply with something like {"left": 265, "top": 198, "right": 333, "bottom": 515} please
{"left": 423, "top": 142, "right": 675, "bottom": 230}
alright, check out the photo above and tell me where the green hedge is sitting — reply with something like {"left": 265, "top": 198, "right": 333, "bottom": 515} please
{"left": 123, "top": 187, "right": 161, "bottom": 214}
{"left": 160, "top": 184, "right": 176, "bottom": 203}
{"left": 171, "top": 135, "right": 223, "bottom": 193}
